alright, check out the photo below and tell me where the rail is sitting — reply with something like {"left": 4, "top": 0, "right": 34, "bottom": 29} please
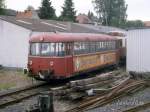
{"left": 0, "top": 82, "right": 48, "bottom": 108}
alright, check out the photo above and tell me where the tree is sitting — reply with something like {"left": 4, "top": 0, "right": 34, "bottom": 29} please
{"left": 39, "top": 0, "right": 56, "bottom": 19}
{"left": 87, "top": 11, "right": 99, "bottom": 22}
{"left": 93, "top": 0, "right": 127, "bottom": 27}
{"left": 125, "top": 20, "right": 144, "bottom": 28}
{"left": 88, "top": 11, "right": 94, "bottom": 20}
{"left": 0, "top": 0, "right": 5, "bottom": 15}
{"left": 60, "top": 0, "right": 76, "bottom": 22}
{"left": 27, "top": 5, "right": 34, "bottom": 11}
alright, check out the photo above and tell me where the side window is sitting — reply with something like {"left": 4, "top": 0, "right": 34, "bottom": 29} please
{"left": 90, "top": 42, "right": 96, "bottom": 53}
{"left": 66, "top": 43, "right": 72, "bottom": 55}
{"left": 55, "top": 43, "right": 65, "bottom": 56}
{"left": 96, "top": 42, "right": 99, "bottom": 52}
{"left": 55, "top": 43, "right": 59, "bottom": 56}
{"left": 101, "top": 42, "right": 104, "bottom": 50}
{"left": 60, "top": 43, "right": 65, "bottom": 56}
{"left": 50, "top": 43, "right": 55, "bottom": 56}
{"left": 74, "top": 42, "right": 80, "bottom": 55}
{"left": 84, "top": 42, "right": 90, "bottom": 53}
{"left": 80, "top": 42, "right": 86, "bottom": 54}
{"left": 112, "top": 41, "right": 116, "bottom": 49}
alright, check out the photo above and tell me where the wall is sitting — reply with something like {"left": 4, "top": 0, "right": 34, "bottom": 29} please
{"left": 127, "top": 29, "right": 150, "bottom": 72}
{"left": 0, "top": 20, "right": 54, "bottom": 68}
{"left": 0, "top": 20, "right": 31, "bottom": 68}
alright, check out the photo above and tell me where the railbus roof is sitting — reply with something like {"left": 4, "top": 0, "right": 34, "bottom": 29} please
{"left": 30, "top": 33, "right": 118, "bottom": 43}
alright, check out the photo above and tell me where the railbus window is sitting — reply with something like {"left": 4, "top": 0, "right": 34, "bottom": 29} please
{"left": 84, "top": 42, "right": 90, "bottom": 54}
{"left": 116, "top": 40, "right": 121, "bottom": 49}
{"left": 41, "top": 43, "right": 51, "bottom": 56}
{"left": 96, "top": 42, "right": 99, "bottom": 52}
{"left": 30, "top": 43, "right": 40, "bottom": 56}
{"left": 50, "top": 43, "right": 55, "bottom": 56}
{"left": 89, "top": 42, "right": 95, "bottom": 53}
{"left": 74, "top": 42, "right": 80, "bottom": 55}
{"left": 107, "top": 41, "right": 111, "bottom": 50}
{"left": 101, "top": 41, "right": 105, "bottom": 50}
{"left": 74, "top": 42, "right": 91, "bottom": 55}
{"left": 40, "top": 43, "right": 56, "bottom": 56}
{"left": 65, "top": 43, "right": 72, "bottom": 55}
{"left": 55, "top": 43, "right": 65, "bottom": 56}
{"left": 111, "top": 41, "right": 115, "bottom": 50}
{"left": 80, "top": 42, "right": 86, "bottom": 54}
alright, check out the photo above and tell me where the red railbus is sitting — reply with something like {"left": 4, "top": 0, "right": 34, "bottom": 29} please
{"left": 28, "top": 33, "right": 122, "bottom": 81}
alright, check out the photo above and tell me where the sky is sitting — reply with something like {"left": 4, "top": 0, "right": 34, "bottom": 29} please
{"left": 5, "top": 0, "right": 150, "bottom": 21}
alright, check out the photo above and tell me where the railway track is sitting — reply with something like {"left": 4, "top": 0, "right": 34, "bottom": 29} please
{"left": 64, "top": 79, "right": 148, "bottom": 112}
{"left": 0, "top": 82, "right": 49, "bottom": 108}
{"left": 123, "top": 101, "right": 150, "bottom": 112}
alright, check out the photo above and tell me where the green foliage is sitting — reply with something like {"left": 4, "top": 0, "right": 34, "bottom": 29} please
{"left": 125, "top": 20, "right": 144, "bottom": 28}
{"left": 39, "top": 0, "right": 56, "bottom": 19}
{"left": 0, "top": 0, "right": 5, "bottom": 15}
{"left": 93, "top": 0, "right": 127, "bottom": 27}
{"left": 88, "top": 11, "right": 94, "bottom": 20}
{"left": 60, "top": 0, "right": 76, "bottom": 22}
{"left": 87, "top": 11, "right": 99, "bottom": 22}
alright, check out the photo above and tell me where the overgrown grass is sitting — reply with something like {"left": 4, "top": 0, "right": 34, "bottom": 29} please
{"left": 0, "top": 68, "right": 30, "bottom": 90}
{"left": 0, "top": 83, "right": 16, "bottom": 90}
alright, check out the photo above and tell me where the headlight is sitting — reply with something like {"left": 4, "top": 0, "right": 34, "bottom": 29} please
{"left": 29, "top": 60, "right": 32, "bottom": 65}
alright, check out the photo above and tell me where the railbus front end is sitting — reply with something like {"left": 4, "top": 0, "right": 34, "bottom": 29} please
{"left": 28, "top": 42, "right": 73, "bottom": 81}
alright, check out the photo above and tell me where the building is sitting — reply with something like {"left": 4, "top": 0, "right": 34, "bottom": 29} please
{"left": 16, "top": 7, "right": 39, "bottom": 19}
{"left": 76, "top": 14, "right": 91, "bottom": 24}
{"left": 144, "top": 21, "right": 150, "bottom": 27}
{"left": 127, "top": 28, "right": 150, "bottom": 72}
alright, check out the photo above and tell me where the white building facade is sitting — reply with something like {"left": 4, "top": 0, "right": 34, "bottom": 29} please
{"left": 127, "top": 28, "right": 150, "bottom": 72}
{"left": 0, "top": 20, "right": 46, "bottom": 68}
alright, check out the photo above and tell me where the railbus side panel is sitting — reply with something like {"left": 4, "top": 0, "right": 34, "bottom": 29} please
{"left": 73, "top": 51, "right": 118, "bottom": 73}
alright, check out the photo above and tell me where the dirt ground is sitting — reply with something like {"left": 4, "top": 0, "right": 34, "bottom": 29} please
{"left": 0, "top": 68, "right": 39, "bottom": 91}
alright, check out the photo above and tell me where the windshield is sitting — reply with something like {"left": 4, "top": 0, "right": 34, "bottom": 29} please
{"left": 30, "top": 43, "right": 66, "bottom": 56}
{"left": 41, "top": 43, "right": 55, "bottom": 56}
{"left": 30, "top": 43, "right": 40, "bottom": 56}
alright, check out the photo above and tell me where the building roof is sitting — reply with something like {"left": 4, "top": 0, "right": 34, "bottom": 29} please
{"left": 126, "top": 27, "right": 150, "bottom": 31}
{"left": 0, "top": 16, "right": 125, "bottom": 34}
{"left": 0, "top": 16, "right": 103, "bottom": 33}
{"left": 79, "top": 24, "right": 126, "bottom": 33}
{"left": 76, "top": 14, "right": 91, "bottom": 24}
{"left": 30, "top": 33, "right": 117, "bottom": 43}
{"left": 3, "top": 9, "right": 17, "bottom": 16}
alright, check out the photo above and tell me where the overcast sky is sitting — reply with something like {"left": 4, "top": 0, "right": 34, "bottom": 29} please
{"left": 5, "top": 0, "right": 150, "bottom": 21}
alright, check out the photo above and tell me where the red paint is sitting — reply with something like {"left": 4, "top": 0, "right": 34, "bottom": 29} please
{"left": 28, "top": 56, "right": 73, "bottom": 78}
{"left": 30, "top": 33, "right": 117, "bottom": 43}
